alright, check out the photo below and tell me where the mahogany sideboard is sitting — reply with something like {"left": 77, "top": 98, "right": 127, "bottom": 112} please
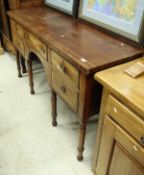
{"left": 93, "top": 58, "right": 144, "bottom": 175}
{"left": 8, "top": 6, "right": 144, "bottom": 160}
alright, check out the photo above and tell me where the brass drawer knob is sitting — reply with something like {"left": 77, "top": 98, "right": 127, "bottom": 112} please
{"left": 140, "top": 136, "right": 144, "bottom": 144}
{"left": 60, "top": 85, "right": 66, "bottom": 93}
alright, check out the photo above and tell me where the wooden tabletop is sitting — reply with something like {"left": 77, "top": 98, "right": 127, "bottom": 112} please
{"left": 8, "top": 6, "right": 144, "bottom": 74}
{"left": 95, "top": 57, "right": 144, "bottom": 119}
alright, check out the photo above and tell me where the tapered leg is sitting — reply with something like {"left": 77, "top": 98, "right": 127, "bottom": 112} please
{"left": 20, "top": 56, "right": 27, "bottom": 74}
{"left": 16, "top": 51, "right": 22, "bottom": 78}
{"left": 77, "top": 122, "right": 87, "bottom": 161}
{"left": 51, "top": 91, "right": 57, "bottom": 126}
{"left": 27, "top": 59, "right": 35, "bottom": 95}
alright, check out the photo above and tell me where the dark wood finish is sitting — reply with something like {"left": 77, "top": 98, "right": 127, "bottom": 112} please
{"left": 16, "top": 50, "right": 22, "bottom": 77}
{"left": 8, "top": 0, "right": 42, "bottom": 10}
{"left": 27, "top": 58, "right": 35, "bottom": 94}
{"left": 8, "top": 7, "right": 144, "bottom": 160}
{"left": 93, "top": 58, "right": 144, "bottom": 175}
{"left": 20, "top": 55, "right": 27, "bottom": 74}
{"left": 51, "top": 91, "right": 57, "bottom": 127}
{"left": 0, "top": 0, "right": 15, "bottom": 52}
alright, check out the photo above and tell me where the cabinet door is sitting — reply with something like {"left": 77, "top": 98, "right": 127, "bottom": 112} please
{"left": 95, "top": 116, "right": 144, "bottom": 175}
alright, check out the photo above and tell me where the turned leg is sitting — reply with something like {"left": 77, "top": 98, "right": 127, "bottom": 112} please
{"left": 27, "top": 59, "right": 35, "bottom": 95}
{"left": 77, "top": 122, "right": 87, "bottom": 161}
{"left": 51, "top": 90, "right": 57, "bottom": 126}
{"left": 20, "top": 55, "right": 27, "bottom": 74}
{"left": 16, "top": 51, "right": 22, "bottom": 78}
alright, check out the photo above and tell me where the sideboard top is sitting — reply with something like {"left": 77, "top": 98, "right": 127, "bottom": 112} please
{"left": 8, "top": 7, "right": 144, "bottom": 74}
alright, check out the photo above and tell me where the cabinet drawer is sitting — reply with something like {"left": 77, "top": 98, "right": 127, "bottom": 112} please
{"left": 52, "top": 69, "right": 78, "bottom": 112}
{"left": 106, "top": 95, "right": 144, "bottom": 146}
{"left": 11, "top": 20, "right": 24, "bottom": 38}
{"left": 13, "top": 32, "right": 24, "bottom": 56}
{"left": 25, "top": 33, "right": 47, "bottom": 60}
{"left": 52, "top": 51, "right": 79, "bottom": 87}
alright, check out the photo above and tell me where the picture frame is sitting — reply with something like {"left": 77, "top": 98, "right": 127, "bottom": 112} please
{"left": 79, "top": 0, "right": 144, "bottom": 46}
{"left": 44, "top": 0, "right": 79, "bottom": 16}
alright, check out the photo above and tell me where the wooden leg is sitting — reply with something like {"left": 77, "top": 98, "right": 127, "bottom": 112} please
{"left": 51, "top": 91, "right": 57, "bottom": 126}
{"left": 16, "top": 51, "right": 22, "bottom": 78}
{"left": 20, "top": 56, "right": 27, "bottom": 74}
{"left": 27, "top": 59, "right": 35, "bottom": 95}
{"left": 77, "top": 122, "right": 87, "bottom": 161}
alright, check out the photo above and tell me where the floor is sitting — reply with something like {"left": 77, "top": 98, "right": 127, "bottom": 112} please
{"left": 0, "top": 52, "right": 98, "bottom": 175}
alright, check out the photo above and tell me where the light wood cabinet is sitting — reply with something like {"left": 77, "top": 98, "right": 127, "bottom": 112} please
{"left": 93, "top": 58, "right": 144, "bottom": 175}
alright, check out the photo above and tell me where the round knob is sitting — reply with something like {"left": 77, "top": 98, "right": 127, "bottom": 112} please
{"left": 133, "top": 145, "right": 138, "bottom": 152}
{"left": 140, "top": 136, "right": 144, "bottom": 144}
{"left": 60, "top": 85, "right": 66, "bottom": 93}
{"left": 113, "top": 107, "right": 118, "bottom": 113}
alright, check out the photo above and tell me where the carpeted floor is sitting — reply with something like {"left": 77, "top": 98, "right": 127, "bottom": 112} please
{"left": 0, "top": 52, "right": 98, "bottom": 175}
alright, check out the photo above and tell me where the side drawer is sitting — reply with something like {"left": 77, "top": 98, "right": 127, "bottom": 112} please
{"left": 12, "top": 32, "right": 24, "bottom": 56}
{"left": 106, "top": 95, "right": 144, "bottom": 146}
{"left": 11, "top": 20, "right": 24, "bottom": 38}
{"left": 25, "top": 32, "right": 47, "bottom": 60}
{"left": 52, "top": 69, "right": 78, "bottom": 112}
{"left": 51, "top": 51, "right": 79, "bottom": 87}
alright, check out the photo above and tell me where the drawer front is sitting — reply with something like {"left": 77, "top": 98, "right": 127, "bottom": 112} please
{"left": 52, "top": 69, "right": 78, "bottom": 112}
{"left": 52, "top": 51, "right": 79, "bottom": 87}
{"left": 106, "top": 95, "right": 144, "bottom": 146}
{"left": 12, "top": 32, "right": 24, "bottom": 56}
{"left": 25, "top": 32, "right": 47, "bottom": 60}
{"left": 11, "top": 20, "right": 24, "bottom": 38}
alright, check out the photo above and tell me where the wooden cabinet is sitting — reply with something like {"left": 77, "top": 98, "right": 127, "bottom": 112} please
{"left": 96, "top": 115, "right": 144, "bottom": 175}
{"left": 93, "top": 58, "right": 144, "bottom": 175}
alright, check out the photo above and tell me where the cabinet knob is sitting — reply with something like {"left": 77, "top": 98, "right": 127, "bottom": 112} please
{"left": 113, "top": 107, "right": 118, "bottom": 113}
{"left": 60, "top": 85, "right": 66, "bottom": 93}
{"left": 57, "top": 64, "right": 66, "bottom": 73}
{"left": 133, "top": 145, "right": 138, "bottom": 152}
{"left": 140, "top": 136, "right": 144, "bottom": 144}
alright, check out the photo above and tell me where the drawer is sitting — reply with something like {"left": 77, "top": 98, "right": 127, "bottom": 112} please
{"left": 25, "top": 32, "right": 47, "bottom": 60}
{"left": 12, "top": 32, "right": 24, "bottom": 56}
{"left": 106, "top": 95, "right": 144, "bottom": 146}
{"left": 52, "top": 69, "right": 78, "bottom": 112}
{"left": 11, "top": 20, "right": 24, "bottom": 38}
{"left": 51, "top": 51, "right": 79, "bottom": 87}
{"left": 115, "top": 122, "right": 144, "bottom": 167}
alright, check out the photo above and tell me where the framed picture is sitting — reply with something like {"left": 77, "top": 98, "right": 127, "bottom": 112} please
{"left": 79, "top": 0, "right": 144, "bottom": 45}
{"left": 44, "top": 0, "right": 79, "bottom": 16}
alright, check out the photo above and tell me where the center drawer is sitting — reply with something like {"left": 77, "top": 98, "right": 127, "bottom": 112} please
{"left": 25, "top": 32, "right": 47, "bottom": 60}
{"left": 106, "top": 95, "right": 144, "bottom": 146}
